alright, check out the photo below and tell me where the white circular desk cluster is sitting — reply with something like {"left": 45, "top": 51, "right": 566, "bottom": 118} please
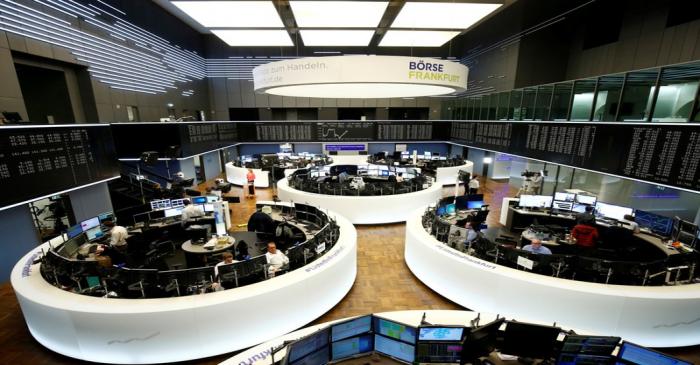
{"left": 404, "top": 209, "right": 700, "bottom": 347}
{"left": 225, "top": 162, "right": 270, "bottom": 188}
{"left": 10, "top": 204, "right": 357, "bottom": 364}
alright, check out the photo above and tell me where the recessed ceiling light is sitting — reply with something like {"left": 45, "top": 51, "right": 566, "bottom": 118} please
{"left": 300, "top": 30, "right": 375, "bottom": 46}
{"left": 391, "top": 2, "right": 502, "bottom": 29}
{"left": 290, "top": 1, "right": 389, "bottom": 28}
{"left": 212, "top": 30, "right": 293, "bottom": 46}
{"left": 172, "top": 1, "right": 283, "bottom": 28}
{"left": 379, "top": 30, "right": 460, "bottom": 47}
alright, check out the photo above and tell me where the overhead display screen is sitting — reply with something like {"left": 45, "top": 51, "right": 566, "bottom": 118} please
{"left": 317, "top": 122, "right": 375, "bottom": 141}
{"left": 242, "top": 121, "right": 443, "bottom": 142}
{"left": 451, "top": 121, "right": 700, "bottom": 192}
{"left": 0, "top": 125, "right": 119, "bottom": 210}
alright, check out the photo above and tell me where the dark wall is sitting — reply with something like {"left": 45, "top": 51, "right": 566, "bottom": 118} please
{"left": 15, "top": 63, "right": 75, "bottom": 123}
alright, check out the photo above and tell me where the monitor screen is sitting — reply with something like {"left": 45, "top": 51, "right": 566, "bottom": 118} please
{"left": 416, "top": 343, "right": 462, "bottom": 363}
{"left": 576, "top": 195, "right": 597, "bottom": 205}
{"left": 519, "top": 195, "right": 553, "bottom": 208}
{"left": 501, "top": 322, "right": 560, "bottom": 359}
{"left": 164, "top": 208, "right": 183, "bottom": 218}
{"left": 560, "top": 335, "right": 620, "bottom": 355}
{"left": 557, "top": 353, "right": 614, "bottom": 365}
{"left": 555, "top": 192, "right": 575, "bottom": 202}
{"left": 572, "top": 203, "right": 588, "bottom": 213}
{"left": 203, "top": 203, "right": 215, "bottom": 212}
{"left": 445, "top": 204, "right": 456, "bottom": 215}
{"left": 617, "top": 341, "right": 692, "bottom": 365}
{"left": 191, "top": 196, "right": 208, "bottom": 204}
{"left": 436, "top": 206, "right": 447, "bottom": 216}
{"left": 80, "top": 217, "right": 100, "bottom": 231}
{"left": 170, "top": 199, "right": 186, "bottom": 209}
{"left": 150, "top": 199, "right": 171, "bottom": 211}
{"left": 374, "top": 335, "right": 415, "bottom": 363}
{"left": 425, "top": 152, "right": 432, "bottom": 157}
{"left": 553, "top": 200, "right": 574, "bottom": 211}
{"left": 290, "top": 347, "right": 329, "bottom": 365}
{"left": 595, "top": 202, "right": 633, "bottom": 221}
{"left": 418, "top": 327, "right": 464, "bottom": 341}
{"left": 97, "top": 212, "right": 114, "bottom": 223}
{"left": 467, "top": 201, "right": 485, "bottom": 209}
{"left": 374, "top": 318, "right": 417, "bottom": 344}
{"left": 331, "top": 315, "right": 372, "bottom": 342}
{"left": 381, "top": 170, "right": 390, "bottom": 177}
{"left": 634, "top": 210, "right": 674, "bottom": 236}
{"left": 331, "top": 334, "right": 373, "bottom": 361}
{"left": 85, "top": 226, "right": 104, "bottom": 241}
{"left": 67, "top": 224, "right": 83, "bottom": 239}
{"left": 287, "top": 329, "right": 330, "bottom": 363}
{"left": 206, "top": 195, "right": 219, "bottom": 203}
{"left": 466, "top": 194, "right": 484, "bottom": 202}
{"left": 462, "top": 318, "right": 505, "bottom": 362}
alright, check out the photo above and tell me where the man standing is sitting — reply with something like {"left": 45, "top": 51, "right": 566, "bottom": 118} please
{"left": 468, "top": 175, "right": 480, "bottom": 195}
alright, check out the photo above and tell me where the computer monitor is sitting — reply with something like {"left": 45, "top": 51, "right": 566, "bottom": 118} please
{"left": 418, "top": 327, "right": 464, "bottom": 341}
{"left": 553, "top": 200, "right": 574, "bottom": 211}
{"left": 206, "top": 195, "right": 219, "bottom": 203}
{"left": 425, "top": 152, "right": 432, "bottom": 158}
{"left": 595, "top": 202, "right": 634, "bottom": 221}
{"left": 466, "top": 194, "right": 484, "bottom": 202}
{"left": 170, "top": 199, "right": 186, "bottom": 209}
{"left": 164, "top": 207, "right": 183, "bottom": 218}
{"left": 560, "top": 335, "right": 620, "bottom": 356}
{"left": 374, "top": 317, "right": 417, "bottom": 344}
{"left": 97, "top": 212, "right": 115, "bottom": 223}
{"left": 149, "top": 209, "right": 165, "bottom": 220}
{"left": 455, "top": 196, "right": 470, "bottom": 210}
{"left": 150, "top": 199, "right": 171, "bottom": 211}
{"left": 554, "top": 192, "right": 575, "bottom": 202}
{"left": 331, "top": 334, "right": 373, "bottom": 361}
{"left": 616, "top": 341, "right": 692, "bottom": 365}
{"left": 286, "top": 328, "right": 330, "bottom": 364}
{"left": 634, "top": 210, "right": 673, "bottom": 236}
{"left": 133, "top": 212, "right": 150, "bottom": 225}
{"left": 85, "top": 226, "right": 104, "bottom": 241}
{"left": 381, "top": 170, "right": 390, "bottom": 177}
{"left": 519, "top": 195, "right": 553, "bottom": 208}
{"left": 436, "top": 206, "right": 447, "bottom": 216}
{"left": 331, "top": 315, "right": 372, "bottom": 342}
{"left": 445, "top": 204, "right": 456, "bottom": 215}
{"left": 290, "top": 347, "right": 329, "bottom": 365}
{"left": 571, "top": 203, "right": 588, "bottom": 213}
{"left": 467, "top": 201, "right": 485, "bottom": 209}
{"left": 416, "top": 342, "right": 462, "bottom": 364}
{"left": 203, "top": 203, "right": 215, "bottom": 212}
{"left": 557, "top": 353, "right": 615, "bottom": 365}
{"left": 461, "top": 318, "right": 505, "bottom": 362}
{"left": 374, "top": 334, "right": 415, "bottom": 363}
{"left": 191, "top": 196, "right": 208, "bottom": 204}
{"left": 575, "top": 195, "right": 597, "bottom": 205}
{"left": 67, "top": 224, "right": 83, "bottom": 239}
{"left": 80, "top": 216, "right": 100, "bottom": 231}
{"left": 501, "top": 321, "right": 560, "bottom": 359}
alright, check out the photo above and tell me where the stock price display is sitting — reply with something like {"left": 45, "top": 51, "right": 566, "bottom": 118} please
{"left": 316, "top": 122, "right": 375, "bottom": 141}
{"left": 451, "top": 121, "right": 700, "bottom": 192}
{"left": 0, "top": 126, "right": 119, "bottom": 209}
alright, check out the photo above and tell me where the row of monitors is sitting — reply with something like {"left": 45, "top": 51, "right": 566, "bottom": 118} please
{"left": 149, "top": 196, "right": 218, "bottom": 211}
{"left": 134, "top": 203, "right": 215, "bottom": 225}
{"left": 282, "top": 315, "right": 690, "bottom": 365}
{"left": 65, "top": 211, "right": 115, "bottom": 244}
{"left": 517, "top": 194, "right": 685, "bottom": 237}
{"left": 283, "top": 314, "right": 689, "bottom": 365}
{"left": 437, "top": 195, "right": 486, "bottom": 215}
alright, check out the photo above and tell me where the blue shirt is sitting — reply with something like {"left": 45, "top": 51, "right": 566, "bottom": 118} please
{"left": 522, "top": 244, "right": 552, "bottom": 255}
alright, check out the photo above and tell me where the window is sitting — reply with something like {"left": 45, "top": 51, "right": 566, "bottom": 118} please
{"left": 550, "top": 82, "right": 573, "bottom": 120}
{"left": 521, "top": 87, "right": 536, "bottom": 120}
{"left": 593, "top": 74, "right": 624, "bottom": 121}
{"left": 617, "top": 69, "right": 659, "bottom": 122}
{"left": 534, "top": 85, "right": 553, "bottom": 120}
{"left": 570, "top": 79, "right": 596, "bottom": 121}
{"left": 496, "top": 92, "right": 509, "bottom": 120}
{"left": 651, "top": 64, "right": 700, "bottom": 123}
{"left": 126, "top": 105, "right": 139, "bottom": 122}
{"left": 508, "top": 89, "right": 523, "bottom": 120}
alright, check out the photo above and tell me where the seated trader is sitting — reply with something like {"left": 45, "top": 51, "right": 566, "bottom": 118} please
{"left": 247, "top": 206, "right": 276, "bottom": 236}
{"left": 575, "top": 205, "right": 596, "bottom": 225}
{"left": 181, "top": 199, "right": 205, "bottom": 222}
{"left": 621, "top": 214, "right": 640, "bottom": 234}
{"left": 338, "top": 170, "right": 350, "bottom": 184}
{"left": 214, "top": 251, "right": 238, "bottom": 278}
{"left": 463, "top": 222, "right": 479, "bottom": 249}
{"left": 103, "top": 221, "right": 128, "bottom": 250}
{"left": 265, "top": 242, "right": 289, "bottom": 277}
{"left": 396, "top": 173, "right": 405, "bottom": 183}
{"left": 571, "top": 222, "right": 599, "bottom": 249}
{"left": 522, "top": 238, "right": 552, "bottom": 255}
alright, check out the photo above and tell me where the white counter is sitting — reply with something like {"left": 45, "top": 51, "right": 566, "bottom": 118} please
{"left": 225, "top": 162, "right": 270, "bottom": 188}
{"left": 328, "top": 154, "right": 370, "bottom": 165}
{"left": 11, "top": 204, "right": 357, "bottom": 364}
{"left": 404, "top": 209, "right": 700, "bottom": 348}
{"left": 277, "top": 178, "right": 443, "bottom": 225}
{"left": 434, "top": 161, "right": 473, "bottom": 186}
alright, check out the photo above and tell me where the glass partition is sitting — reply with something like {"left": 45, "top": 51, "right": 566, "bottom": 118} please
{"left": 485, "top": 94, "right": 497, "bottom": 120}
{"left": 474, "top": 97, "right": 484, "bottom": 120}
{"left": 463, "top": 98, "right": 473, "bottom": 120}
{"left": 508, "top": 89, "right": 523, "bottom": 120}
{"left": 651, "top": 63, "right": 700, "bottom": 122}
{"left": 496, "top": 92, "right": 510, "bottom": 120}
{"left": 521, "top": 87, "right": 537, "bottom": 120}
{"left": 550, "top": 82, "right": 573, "bottom": 120}
{"left": 569, "top": 79, "right": 597, "bottom": 121}
{"left": 534, "top": 85, "right": 553, "bottom": 120}
{"left": 617, "top": 69, "right": 659, "bottom": 121}
{"left": 593, "top": 74, "right": 624, "bottom": 121}
{"left": 455, "top": 98, "right": 467, "bottom": 120}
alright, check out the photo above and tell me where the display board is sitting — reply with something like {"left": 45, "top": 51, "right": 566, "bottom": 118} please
{"left": 451, "top": 121, "right": 700, "bottom": 192}
{"left": 243, "top": 121, "right": 442, "bottom": 142}
{"left": 376, "top": 122, "right": 433, "bottom": 140}
{"left": 316, "top": 122, "right": 375, "bottom": 141}
{"left": 0, "top": 125, "right": 119, "bottom": 209}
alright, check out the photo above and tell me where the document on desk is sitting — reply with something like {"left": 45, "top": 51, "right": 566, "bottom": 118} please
{"left": 517, "top": 256, "right": 534, "bottom": 270}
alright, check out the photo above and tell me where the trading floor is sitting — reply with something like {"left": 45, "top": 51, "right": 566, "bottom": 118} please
{"left": 1, "top": 176, "right": 698, "bottom": 365}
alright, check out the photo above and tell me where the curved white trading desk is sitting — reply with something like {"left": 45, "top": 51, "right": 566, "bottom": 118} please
{"left": 220, "top": 310, "right": 500, "bottom": 365}
{"left": 434, "top": 161, "right": 473, "bottom": 186}
{"left": 225, "top": 162, "right": 270, "bottom": 188}
{"left": 11, "top": 205, "right": 357, "bottom": 364}
{"left": 404, "top": 210, "right": 700, "bottom": 347}
{"left": 277, "top": 178, "right": 443, "bottom": 225}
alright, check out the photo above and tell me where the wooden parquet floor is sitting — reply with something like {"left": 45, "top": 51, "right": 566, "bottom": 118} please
{"left": 0, "top": 177, "right": 698, "bottom": 364}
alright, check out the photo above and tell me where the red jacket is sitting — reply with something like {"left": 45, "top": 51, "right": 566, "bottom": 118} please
{"left": 572, "top": 224, "right": 599, "bottom": 247}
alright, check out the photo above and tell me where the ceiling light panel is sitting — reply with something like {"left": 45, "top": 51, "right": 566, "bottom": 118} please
{"left": 300, "top": 30, "right": 375, "bottom": 46}
{"left": 172, "top": 1, "right": 284, "bottom": 28}
{"left": 212, "top": 30, "right": 293, "bottom": 46}
{"left": 290, "top": 1, "right": 389, "bottom": 28}
{"left": 379, "top": 30, "right": 460, "bottom": 47}
{"left": 391, "top": 2, "right": 502, "bottom": 29}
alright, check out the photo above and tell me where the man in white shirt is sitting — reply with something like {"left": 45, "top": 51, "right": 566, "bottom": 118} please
{"left": 530, "top": 172, "right": 544, "bottom": 194}
{"left": 265, "top": 242, "right": 289, "bottom": 277}
{"left": 468, "top": 175, "right": 480, "bottom": 195}
{"left": 103, "top": 221, "right": 128, "bottom": 248}
{"left": 181, "top": 199, "right": 205, "bottom": 221}
{"left": 214, "top": 251, "right": 238, "bottom": 278}
{"left": 522, "top": 239, "right": 552, "bottom": 255}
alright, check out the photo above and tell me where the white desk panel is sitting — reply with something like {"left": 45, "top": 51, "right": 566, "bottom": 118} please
{"left": 434, "top": 161, "right": 473, "bottom": 186}
{"left": 225, "top": 163, "right": 270, "bottom": 188}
